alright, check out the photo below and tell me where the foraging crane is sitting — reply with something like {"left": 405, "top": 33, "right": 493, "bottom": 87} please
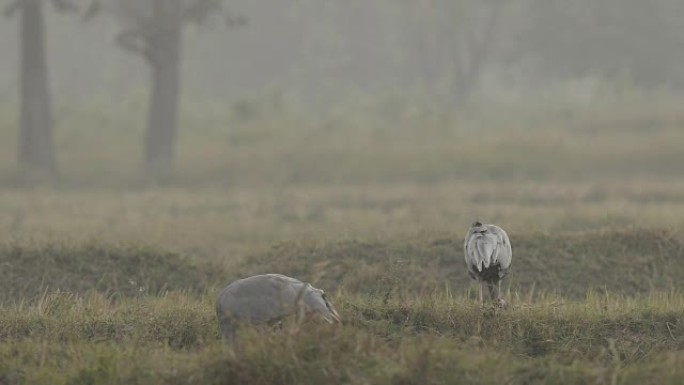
{"left": 464, "top": 221, "right": 512, "bottom": 307}
{"left": 215, "top": 274, "right": 341, "bottom": 343}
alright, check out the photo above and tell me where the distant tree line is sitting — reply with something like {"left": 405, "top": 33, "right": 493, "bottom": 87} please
{"left": 4, "top": 0, "right": 239, "bottom": 178}
{"left": 4, "top": 0, "right": 684, "bottom": 179}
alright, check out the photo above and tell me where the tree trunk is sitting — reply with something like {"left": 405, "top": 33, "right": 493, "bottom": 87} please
{"left": 144, "top": 0, "right": 182, "bottom": 176}
{"left": 450, "top": 1, "right": 504, "bottom": 108}
{"left": 416, "top": 0, "right": 440, "bottom": 90}
{"left": 18, "top": 0, "right": 56, "bottom": 175}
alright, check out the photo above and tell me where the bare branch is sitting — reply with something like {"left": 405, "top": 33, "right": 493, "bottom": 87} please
{"left": 183, "top": 0, "right": 222, "bottom": 25}
{"left": 81, "top": 0, "right": 100, "bottom": 21}
{"left": 116, "top": 29, "right": 153, "bottom": 64}
{"left": 3, "top": 0, "right": 21, "bottom": 18}
{"left": 182, "top": 0, "right": 247, "bottom": 28}
{"left": 225, "top": 12, "right": 247, "bottom": 28}
{"left": 50, "top": 0, "right": 78, "bottom": 13}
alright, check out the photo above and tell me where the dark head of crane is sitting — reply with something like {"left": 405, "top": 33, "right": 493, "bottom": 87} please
{"left": 464, "top": 221, "right": 512, "bottom": 307}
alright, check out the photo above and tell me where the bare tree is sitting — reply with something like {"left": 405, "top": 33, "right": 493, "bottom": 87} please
{"left": 423, "top": 0, "right": 507, "bottom": 106}
{"left": 141, "top": 0, "right": 183, "bottom": 176}
{"left": 4, "top": 0, "right": 76, "bottom": 176}
{"left": 516, "top": 0, "right": 684, "bottom": 87}
{"left": 88, "top": 0, "right": 242, "bottom": 177}
{"left": 392, "top": 0, "right": 508, "bottom": 107}
{"left": 448, "top": 0, "right": 506, "bottom": 106}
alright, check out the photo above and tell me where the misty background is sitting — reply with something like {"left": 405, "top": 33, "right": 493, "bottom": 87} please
{"left": 2, "top": 0, "right": 684, "bottom": 188}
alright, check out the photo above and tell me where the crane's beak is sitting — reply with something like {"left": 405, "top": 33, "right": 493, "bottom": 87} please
{"left": 321, "top": 293, "right": 342, "bottom": 324}
{"left": 322, "top": 307, "right": 341, "bottom": 324}
{"left": 330, "top": 308, "right": 341, "bottom": 324}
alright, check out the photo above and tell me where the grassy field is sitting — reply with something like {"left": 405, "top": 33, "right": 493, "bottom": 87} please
{"left": 2, "top": 92, "right": 684, "bottom": 383}
{"left": 1, "top": 290, "right": 684, "bottom": 384}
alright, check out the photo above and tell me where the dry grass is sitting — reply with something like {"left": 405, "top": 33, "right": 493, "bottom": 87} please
{"left": 0, "top": 226, "right": 683, "bottom": 384}
{"left": 1, "top": 180, "right": 684, "bottom": 258}
{"left": 1, "top": 290, "right": 684, "bottom": 384}
{"left": 2, "top": 92, "right": 684, "bottom": 383}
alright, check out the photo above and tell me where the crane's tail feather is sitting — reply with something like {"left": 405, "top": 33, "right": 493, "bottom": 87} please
{"left": 477, "top": 240, "right": 495, "bottom": 270}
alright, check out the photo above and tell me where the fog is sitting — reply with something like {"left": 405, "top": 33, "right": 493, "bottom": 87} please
{"left": 3, "top": 1, "right": 679, "bottom": 102}
{"left": 2, "top": 0, "right": 684, "bottom": 182}
{"left": 5, "top": 5, "right": 684, "bottom": 379}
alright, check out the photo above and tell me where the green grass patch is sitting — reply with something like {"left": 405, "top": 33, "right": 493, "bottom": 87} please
{"left": 236, "top": 227, "right": 684, "bottom": 298}
{"left": 0, "top": 241, "right": 226, "bottom": 302}
{"left": 0, "top": 291, "right": 683, "bottom": 384}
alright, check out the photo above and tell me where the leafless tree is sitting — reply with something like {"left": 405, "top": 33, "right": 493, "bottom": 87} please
{"left": 4, "top": 0, "right": 77, "bottom": 176}
{"left": 392, "top": 0, "right": 509, "bottom": 106}
{"left": 88, "top": 0, "right": 244, "bottom": 177}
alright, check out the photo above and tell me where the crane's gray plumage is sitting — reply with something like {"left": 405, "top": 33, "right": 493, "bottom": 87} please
{"left": 215, "top": 274, "right": 340, "bottom": 343}
{"left": 464, "top": 221, "right": 512, "bottom": 307}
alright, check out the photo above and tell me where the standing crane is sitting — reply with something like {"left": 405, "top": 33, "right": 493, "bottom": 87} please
{"left": 215, "top": 274, "right": 341, "bottom": 343}
{"left": 464, "top": 221, "right": 512, "bottom": 307}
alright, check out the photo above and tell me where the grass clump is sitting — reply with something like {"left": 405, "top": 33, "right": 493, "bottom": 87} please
{"left": 0, "top": 201, "right": 682, "bottom": 383}
{"left": 236, "top": 227, "right": 684, "bottom": 299}
{"left": 0, "top": 241, "right": 226, "bottom": 302}
{"left": 0, "top": 291, "right": 217, "bottom": 348}
{"left": 1, "top": 291, "right": 683, "bottom": 384}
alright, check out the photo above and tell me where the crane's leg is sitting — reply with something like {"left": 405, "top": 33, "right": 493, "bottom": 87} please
{"left": 496, "top": 280, "right": 507, "bottom": 308}
{"left": 218, "top": 318, "right": 236, "bottom": 345}
{"left": 487, "top": 281, "right": 497, "bottom": 301}
{"left": 479, "top": 281, "right": 484, "bottom": 306}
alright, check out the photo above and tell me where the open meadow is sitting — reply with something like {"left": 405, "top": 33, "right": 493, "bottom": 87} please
{"left": 2, "top": 94, "right": 684, "bottom": 384}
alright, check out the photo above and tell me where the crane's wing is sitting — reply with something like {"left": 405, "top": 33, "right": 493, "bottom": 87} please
{"left": 464, "top": 224, "right": 512, "bottom": 277}
{"left": 487, "top": 225, "right": 512, "bottom": 276}
{"left": 464, "top": 231, "right": 478, "bottom": 278}
{"left": 464, "top": 231, "right": 498, "bottom": 273}
{"left": 216, "top": 274, "right": 301, "bottom": 323}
